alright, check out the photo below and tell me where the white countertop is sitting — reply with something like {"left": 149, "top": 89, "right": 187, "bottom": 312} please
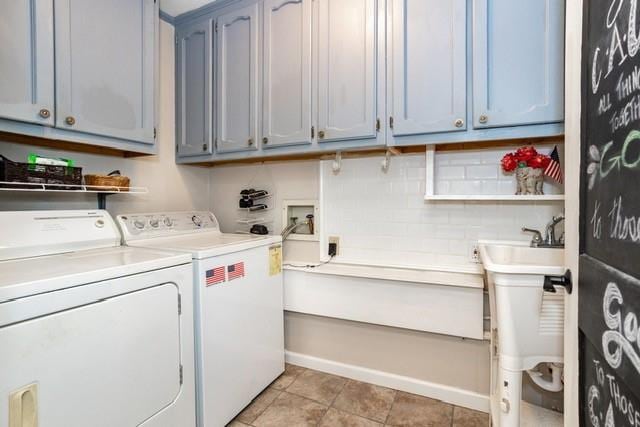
{"left": 283, "top": 261, "right": 484, "bottom": 289}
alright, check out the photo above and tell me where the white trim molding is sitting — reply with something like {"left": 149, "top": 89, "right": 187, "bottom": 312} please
{"left": 285, "top": 351, "right": 490, "bottom": 413}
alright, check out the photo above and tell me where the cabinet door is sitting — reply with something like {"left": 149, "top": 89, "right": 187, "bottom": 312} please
{"left": 216, "top": 3, "right": 260, "bottom": 153}
{"left": 317, "top": 0, "right": 376, "bottom": 142}
{"left": 389, "top": 0, "right": 466, "bottom": 136}
{"left": 176, "top": 20, "right": 213, "bottom": 157}
{"left": 472, "top": 0, "right": 564, "bottom": 128}
{"left": 262, "top": 0, "right": 312, "bottom": 148}
{"left": 54, "top": 0, "right": 156, "bottom": 144}
{"left": 0, "top": 0, "right": 54, "bottom": 126}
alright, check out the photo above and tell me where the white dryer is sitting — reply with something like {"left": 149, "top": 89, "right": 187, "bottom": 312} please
{"left": 116, "top": 211, "right": 284, "bottom": 427}
{"left": 0, "top": 210, "right": 196, "bottom": 427}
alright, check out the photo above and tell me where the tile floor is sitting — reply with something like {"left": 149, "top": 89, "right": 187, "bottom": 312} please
{"left": 228, "top": 364, "right": 490, "bottom": 427}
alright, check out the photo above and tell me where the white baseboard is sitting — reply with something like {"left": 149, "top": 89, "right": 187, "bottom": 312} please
{"left": 285, "top": 350, "right": 490, "bottom": 413}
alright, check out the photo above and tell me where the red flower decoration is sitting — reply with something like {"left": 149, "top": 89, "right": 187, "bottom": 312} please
{"left": 527, "top": 154, "right": 551, "bottom": 169}
{"left": 515, "top": 146, "right": 538, "bottom": 162}
{"left": 501, "top": 153, "right": 519, "bottom": 172}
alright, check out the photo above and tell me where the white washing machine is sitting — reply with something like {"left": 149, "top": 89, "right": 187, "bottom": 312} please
{"left": 0, "top": 210, "right": 196, "bottom": 427}
{"left": 116, "top": 211, "right": 284, "bottom": 427}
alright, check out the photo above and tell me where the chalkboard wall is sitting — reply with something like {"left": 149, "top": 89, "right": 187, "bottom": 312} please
{"left": 580, "top": 0, "right": 640, "bottom": 425}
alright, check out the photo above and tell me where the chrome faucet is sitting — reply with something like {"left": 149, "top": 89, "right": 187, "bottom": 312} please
{"left": 522, "top": 214, "right": 565, "bottom": 248}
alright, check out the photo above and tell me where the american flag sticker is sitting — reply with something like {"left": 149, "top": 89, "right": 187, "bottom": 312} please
{"left": 227, "top": 262, "right": 245, "bottom": 281}
{"left": 205, "top": 266, "right": 226, "bottom": 286}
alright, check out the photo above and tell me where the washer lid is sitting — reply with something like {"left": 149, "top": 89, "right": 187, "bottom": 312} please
{"left": 0, "top": 246, "right": 191, "bottom": 302}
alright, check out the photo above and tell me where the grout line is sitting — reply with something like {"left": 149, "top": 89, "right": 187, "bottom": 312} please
{"left": 383, "top": 389, "right": 399, "bottom": 426}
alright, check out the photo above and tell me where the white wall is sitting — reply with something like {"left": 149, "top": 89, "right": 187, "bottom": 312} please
{"left": 0, "top": 22, "right": 210, "bottom": 215}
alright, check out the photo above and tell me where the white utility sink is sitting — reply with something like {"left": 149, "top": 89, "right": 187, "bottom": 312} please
{"left": 479, "top": 240, "right": 564, "bottom": 276}
{"left": 479, "top": 241, "right": 565, "bottom": 427}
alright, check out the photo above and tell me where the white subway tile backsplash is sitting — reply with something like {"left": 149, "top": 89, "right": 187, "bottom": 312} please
{"left": 321, "top": 151, "right": 563, "bottom": 270}
{"left": 437, "top": 165, "right": 466, "bottom": 180}
{"left": 466, "top": 164, "right": 499, "bottom": 180}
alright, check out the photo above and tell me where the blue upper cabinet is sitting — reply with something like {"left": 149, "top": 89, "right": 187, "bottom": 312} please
{"left": 0, "top": 1, "right": 55, "bottom": 127}
{"left": 216, "top": 3, "right": 260, "bottom": 153}
{"left": 176, "top": 20, "right": 213, "bottom": 157}
{"left": 316, "top": 0, "right": 380, "bottom": 144}
{"left": 262, "top": 0, "right": 313, "bottom": 148}
{"left": 55, "top": 0, "right": 157, "bottom": 144}
{"left": 388, "top": 0, "right": 467, "bottom": 136}
{"left": 472, "top": 0, "right": 565, "bottom": 128}
{"left": 174, "top": 0, "right": 564, "bottom": 163}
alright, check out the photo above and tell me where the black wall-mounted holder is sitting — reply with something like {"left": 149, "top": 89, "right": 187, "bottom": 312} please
{"left": 543, "top": 269, "right": 573, "bottom": 294}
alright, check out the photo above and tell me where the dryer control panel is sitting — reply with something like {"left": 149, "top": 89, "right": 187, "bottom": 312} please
{"left": 117, "top": 211, "right": 221, "bottom": 240}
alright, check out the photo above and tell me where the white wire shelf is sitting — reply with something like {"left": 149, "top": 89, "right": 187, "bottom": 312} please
{"left": 236, "top": 217, "right": 274, "bottom": 225}
{"left": 239, "top": 191, "right": 272, "bottom": 201}
{"left": 0, "top": 181, "right": 148, "bottom": 194}
{"left": 237, "top": 206, "right": 273, "bottom": 213}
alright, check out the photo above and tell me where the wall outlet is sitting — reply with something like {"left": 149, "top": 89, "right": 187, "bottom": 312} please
{"left": 328, "top": 236, "right": 340, "bottom": 256}
{"left": 469, "top": 244, "right": 481, "bottom": 263}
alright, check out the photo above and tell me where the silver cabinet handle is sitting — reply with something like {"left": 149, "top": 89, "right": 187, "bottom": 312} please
{"left": 248, "top": 138, "right": 254, "bottom": 146}
{"left": 318, "top": 130, "right": 325, "bottom": 139}
{"left": 39, "top": 108, "right": 51, "bottom": 119}
{"left": 454, "top": 118, "right": 464, "bottom": 128}
{"left": 65, "top": 116, "right": 76, "bottom": 126}
{"left": 479, "top": 115, "right": 488, "bottom": 124}
{"left": 202, "top": 143, "right": 208, "bottom": 151}
{"left": 262, "top": 137, "right": 268, "bottom": 145}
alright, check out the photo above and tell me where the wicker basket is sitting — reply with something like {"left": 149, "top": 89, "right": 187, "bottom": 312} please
{"left": 84, "top": 172, "right": 130, "bottom": 191}
{"left": 0, "top": 155, "right": 83, "bottom": 190}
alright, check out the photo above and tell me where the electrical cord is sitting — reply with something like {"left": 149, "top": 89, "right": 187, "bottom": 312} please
{"left": 283, "top": 255, "right": 335, "bottom": 269}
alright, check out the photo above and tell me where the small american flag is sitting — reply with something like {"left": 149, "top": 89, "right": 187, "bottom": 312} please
{"left": 205, "top": 266, "right": 225, "bottom": 286}
{"left": 227, "top": 262, "right": 245, "bottom": 281}
{"left": 544, "top": 146, "right": 563, "bottom": 184}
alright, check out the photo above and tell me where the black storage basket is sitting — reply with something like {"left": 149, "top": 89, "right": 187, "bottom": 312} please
{"left": 0, "top": 155, "right": 83, "bottom": 190}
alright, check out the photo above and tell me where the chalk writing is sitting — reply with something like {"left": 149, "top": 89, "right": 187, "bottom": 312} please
{"left": 602, "top": 282, "right": 640, "bottom": 374}
{"left": 608, "top": 196, "right": 640, "bottom": 243}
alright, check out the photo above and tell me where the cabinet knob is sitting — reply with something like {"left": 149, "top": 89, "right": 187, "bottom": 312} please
{"left": 454, "top": 118, "right": 464, "bottom": 128}
{"left": 202, "top": 143, "right": 208, "bottom": 151}
{"left": 262, "top": 137, "right": 269, "bottom": 145}
{"left": 318, "top": 130, "right": 325, "bottom": 139}
{"left": 248, "top": 138, "right": 254, "bottom": 146}
{"left": 479, "top": 115, "right": 488, "bottom": 124}
{"left": 39, "top": 108, "right": 51, "bottom": 119}
{"left": 65, "top": 116, "right": 76, "bottom": 126}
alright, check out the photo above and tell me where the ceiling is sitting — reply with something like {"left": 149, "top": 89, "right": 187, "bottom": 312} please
{"left": 160, "top": 0, "right": 216, "bottom": 17}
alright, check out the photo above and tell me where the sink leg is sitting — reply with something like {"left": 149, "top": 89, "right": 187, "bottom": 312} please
{"left": 499, "top": 368, "right": 522, "bottom": 427}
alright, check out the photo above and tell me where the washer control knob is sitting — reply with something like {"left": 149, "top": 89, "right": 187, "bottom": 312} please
{"left": 163, "top": 217, "right": 173, "bottom": 227}
{"left": 133, "top": 219, "right": 146, "bottom": 230}
{"left": 192, "top": 215, "right": 202, "bottom": 227}
{"left": 149, "top": 218, "right": 159, "bottom": 228}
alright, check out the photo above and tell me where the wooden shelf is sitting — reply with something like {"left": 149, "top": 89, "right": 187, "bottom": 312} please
{"left": 424, "top": 194, "right": 565, "bottom": 201}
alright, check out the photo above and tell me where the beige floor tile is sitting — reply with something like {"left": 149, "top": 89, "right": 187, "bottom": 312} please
{"left": 385, "top": 391, "right": 453, "bottom": 427}
{"left": 235, "top": 387, "right": 282, "bottom": 424}
{"left": 452, "top": 406, "right": 490, "bottom": 427}
{"left": 286, "top": 369, "right": 347, "bottom": 405}
{"left": 227, "top": 421, "right": 251, "bottom": 427}
{"left": 271, "top": 363, "right": 307, "bottom": 390}
{"left": 253, "top": 392, "right": 328, "bottom": 427}
{"left": 332, "top": 380, "right": 396, "bottom": 422}
{"left": 319, "top": 408, "right": 383, "bottom": 427}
